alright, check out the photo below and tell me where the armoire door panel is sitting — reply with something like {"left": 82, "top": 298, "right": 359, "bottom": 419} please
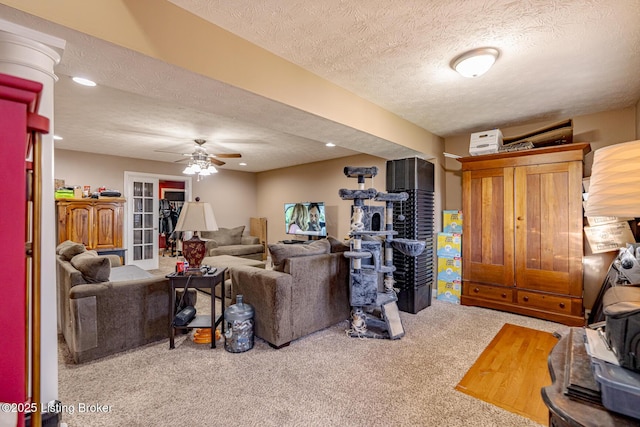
{"left": 68, "top": 206, "right": 92, "bottom": 247}
{"left": 515, "top": 163, "right": 582, "bottom": 294}
{"left": 463, "top": 168, "right": 514, "bottom": 286}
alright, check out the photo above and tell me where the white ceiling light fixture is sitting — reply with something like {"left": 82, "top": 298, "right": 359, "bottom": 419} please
{"left": 326, "top": 142, "right": 336, "bottom": 147}
{"left": 182, "top": 141, "right": 219, "bottom": 181}
{"left": 451, "top": 47, "right": 500, "bottom": 78}
{"left": 72, "top": 76, "right": 97, "bottom": 86}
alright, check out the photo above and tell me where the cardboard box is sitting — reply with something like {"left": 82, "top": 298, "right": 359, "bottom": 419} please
{"left": 469, "top": 129, "right": 503, "bottom": 156}
{"left": 443, "top": 210, "right": 463, "bottom": 233}
{"left": 584, "top": 221, "right": 636, "bottom": 254}
{"left": 436, "top": 279, "right": 461, "bottom": 304}
{"left": 586, "top": 216, "right": 633, "bottom": 227}
{"left": 437, "top": 256, "right": 462, "bottom": 282}
{"left": 436, "top": 232, "right": 462, "bottom": 257}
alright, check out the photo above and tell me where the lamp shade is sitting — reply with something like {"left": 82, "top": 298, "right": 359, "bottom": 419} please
{"left": 584, "top": 140, "right": 640, "bottom": 218}
{"left": 175, "top": 198, "right": 218, "bottom": 232}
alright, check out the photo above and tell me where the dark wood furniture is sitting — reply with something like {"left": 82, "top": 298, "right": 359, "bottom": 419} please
{"left": 458, "top": 143, "right": 590, "bottom": 326}
{"left": 167, "top": 268, "right": 227, "bottom": 349}
{"left": 56, "top": 197, "right": 125, "bottom": 250}
{"left": 95, "top": 247, "right": 127, "bottom": 264}
{"left": 542, "top": 327, "right": 638, "bottom": 426}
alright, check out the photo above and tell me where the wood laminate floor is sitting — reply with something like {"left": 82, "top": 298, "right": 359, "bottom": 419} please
{"left": 455, "top": 323, "right": 559, "bottom": 426}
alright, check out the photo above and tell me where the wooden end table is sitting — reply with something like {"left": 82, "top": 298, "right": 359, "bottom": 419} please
{"left": 541, "top": 327, "right": 638, "bottom": 426}
{"left": 167, "top": 267, "right": 227, "bottom": 349}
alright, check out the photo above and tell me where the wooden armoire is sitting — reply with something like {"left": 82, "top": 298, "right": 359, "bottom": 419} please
{"left": 56, "top": 198, "right": 125, "bottom": 249}
{"left": 458, "top": 143, "right": 590, "bottom": 326}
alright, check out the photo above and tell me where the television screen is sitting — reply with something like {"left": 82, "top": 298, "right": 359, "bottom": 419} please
{"left": 284, "top": 202, "right": 327, "bottom": 236}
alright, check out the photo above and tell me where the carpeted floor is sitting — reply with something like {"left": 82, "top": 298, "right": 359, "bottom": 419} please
{"left": 57, "top": 264, "right": 563, "bottom": 427}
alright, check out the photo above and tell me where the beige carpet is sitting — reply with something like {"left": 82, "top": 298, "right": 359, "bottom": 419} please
{"left": 57, "top": 258, "right": 562, "bottom": 427}
{"left": 455, "top": 324, "right": 558, "bottom": 426}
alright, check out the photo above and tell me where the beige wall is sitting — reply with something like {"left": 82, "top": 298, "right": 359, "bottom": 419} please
{"left": 443, "top": 106, "right": 638, "bottom": 210}
{"left": 55, "top": 149, "right": 443, "bottom": 244}
{"left": 54, "top": 149, "right": 257, "bottom": 229}
{"left": 256, "top": 154, "right": 442, "bottom": 244}
{"left": 256, "top": 154, "right": 387, "bottom": 243}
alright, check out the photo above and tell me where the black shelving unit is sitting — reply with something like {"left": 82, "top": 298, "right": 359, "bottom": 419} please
{"left": 387, "top": 158, "right": 435, "bottom": 314}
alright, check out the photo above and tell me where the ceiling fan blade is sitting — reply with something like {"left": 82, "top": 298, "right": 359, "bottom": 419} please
{"left": 212, "top": 153, "right": 242, "bottom": 158}
{"left": 210, "top": 158, "right": 226, "bottom": 166}
{"left": 174, "top": 158, "right": 189, "bottom": 163}
{"left": 154, "top": 149, "right": 187, "bottom": 155}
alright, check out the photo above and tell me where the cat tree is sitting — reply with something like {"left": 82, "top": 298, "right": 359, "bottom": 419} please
{"left": 339, "top": 166, "right": 425, "bottom": 339}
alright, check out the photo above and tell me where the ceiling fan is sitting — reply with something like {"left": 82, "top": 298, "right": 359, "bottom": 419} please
{"left": 159, "top": 139, "right": 242, "bottom": 179}
{"left": 157, "top": 139, "right": 242, "bottom": 166}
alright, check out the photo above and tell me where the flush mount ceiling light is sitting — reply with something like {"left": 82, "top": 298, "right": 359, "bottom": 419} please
{"left": 450, "top": 47, "right": 500, "bottom": 78}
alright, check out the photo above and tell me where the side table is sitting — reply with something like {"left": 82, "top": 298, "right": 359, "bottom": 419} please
{"left": 541, "top": 327, "right": 638, "bottom": 426}
{"left": 167, "top": 268, "right": 227, "bottom": 349}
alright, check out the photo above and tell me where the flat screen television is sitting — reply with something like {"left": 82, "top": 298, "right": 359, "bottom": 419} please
{"left": 284, "top": 202, "right": 327, "bottom": 237}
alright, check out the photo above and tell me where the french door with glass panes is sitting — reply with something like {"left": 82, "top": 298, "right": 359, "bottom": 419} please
{"left": 126, "top": 174, "right": 158, "bottom": 270}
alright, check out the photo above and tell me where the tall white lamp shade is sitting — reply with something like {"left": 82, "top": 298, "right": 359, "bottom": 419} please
{"left": 584, "top": 140, "right": 640, "bottom": 218}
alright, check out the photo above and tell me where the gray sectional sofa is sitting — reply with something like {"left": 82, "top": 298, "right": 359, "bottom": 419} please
{"left": 230, "top": 238, "right": 350, "bottom": 348}
{"left": 55, "top": 241, "right": 179, "bottom": 363}
{"left": 201, "top": 226, "right": 264, "bottom": 261}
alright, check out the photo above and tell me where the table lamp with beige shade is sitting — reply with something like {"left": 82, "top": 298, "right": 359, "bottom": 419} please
{"left": 174, "top": 197, "right": 218, "bottom": 269}
{"left": 585, "top": 139, "right": 640, "bottom": 221}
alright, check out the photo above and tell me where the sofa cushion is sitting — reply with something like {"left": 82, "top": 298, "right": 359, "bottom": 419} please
{"left": 70, "top": 251, "right": 111, "bottom": 283}
{"left": 268, "top": 240, "right": 331, "bottom": 272}
{"left": 327, "top": 236, "right": 349, "bottom": 253}
{"left": 57, "top": 240, "right": 86, "bottom": 261}
{"left": 201, "top": 226, "right": 245, "bottom": 246}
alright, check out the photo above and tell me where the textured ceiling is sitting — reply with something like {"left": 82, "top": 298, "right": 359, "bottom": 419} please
{"left": 2, "top": 1, "right": 640, "bottom": 172}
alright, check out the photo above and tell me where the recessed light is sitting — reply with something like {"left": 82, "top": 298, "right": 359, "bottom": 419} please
{"left": 72, "top": 77, "right": 97, "bottom": 87}
{"left": 239, "top": 162, "right": 247, "bottom": 166}
{"left": 326, "top": 142, "right": 336, "bottom": 147}
{"left": 53, "top": 135, "right": 63, "bottom": 140}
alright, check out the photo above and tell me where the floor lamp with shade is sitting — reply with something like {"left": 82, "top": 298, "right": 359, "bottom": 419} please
{"left": 174, "top": 197, "right": 218, "bottom": 269}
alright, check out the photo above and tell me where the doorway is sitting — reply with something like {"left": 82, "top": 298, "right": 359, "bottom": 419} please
{"left": 124, "top": 172, "right": 191, "bottom": 270}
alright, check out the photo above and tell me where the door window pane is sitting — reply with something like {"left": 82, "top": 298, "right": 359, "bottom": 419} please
{"left": 144, "top": 183, "right": 153, "bottom": 197}
{"left": 133, "top": 182, "right": 142, "bottom": 197}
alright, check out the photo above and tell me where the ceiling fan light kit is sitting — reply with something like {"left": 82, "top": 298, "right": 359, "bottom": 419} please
{"left": 181, "top": 139, "right": 241, "bottom": 180}
{"left": 451, "top": 47, "right": 500, "bottom": 78}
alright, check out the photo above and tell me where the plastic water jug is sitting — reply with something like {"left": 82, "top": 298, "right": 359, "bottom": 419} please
{"left": 224, "top": 295, "right": 254, "bottom": 353}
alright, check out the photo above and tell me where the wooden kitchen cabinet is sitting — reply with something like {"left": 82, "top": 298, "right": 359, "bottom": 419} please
{"left": 56, "top": 198, "right": 125, "bottom": 250}
{"left": 458, "top": 143, "right": 590, "bottom": 326}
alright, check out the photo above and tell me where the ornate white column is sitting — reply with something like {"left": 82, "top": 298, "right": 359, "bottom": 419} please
{"left": 0, "top": 18, "right": 65, "bottom": 416}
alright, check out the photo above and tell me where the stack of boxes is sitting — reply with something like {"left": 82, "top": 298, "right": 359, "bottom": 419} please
{"left": 436, "top": 210, "right": 462, "bottom": 304}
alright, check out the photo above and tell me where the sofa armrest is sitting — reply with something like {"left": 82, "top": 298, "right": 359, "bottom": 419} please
{"left": 241, "top": 236, "right": 260, "bottom": 245}
{"left": 65, "top": 275, "right": 171, "bottom": 363}
{"left": 230, "top": 266, "right": 293, "bottom": 347}
{"left": 204, "top": 239, "right": 219, "bottom": 251}
{"left": 104, "top": 254, "right": 122, "bottom": 267}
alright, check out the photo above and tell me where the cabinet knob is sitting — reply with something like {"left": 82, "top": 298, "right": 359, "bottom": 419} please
{"left": 559, "top": 302, "right": 565, "bottom": 309}
{"left": 517, "top": 216, "right": 524, "bottom": 221}
{"left": 523, "top": 296, "right": 529, "bottom": 302}
{"left": 473, "top": 287, "right": 480, "bottom": 293}
{"left": 501, "top": 293, "right": 507, "bottom": 298}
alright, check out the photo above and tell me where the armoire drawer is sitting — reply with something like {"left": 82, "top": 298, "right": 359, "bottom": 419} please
{"left": 464, "top": 283, "right": 513, "bottom": 303}
{"left": 516, "top": 290, "right": 581, "bottom": 316}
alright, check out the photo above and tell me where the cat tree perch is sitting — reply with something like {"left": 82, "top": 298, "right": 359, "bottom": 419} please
{"left": 339, "top": 166, "right": 425, "bottom": 339}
